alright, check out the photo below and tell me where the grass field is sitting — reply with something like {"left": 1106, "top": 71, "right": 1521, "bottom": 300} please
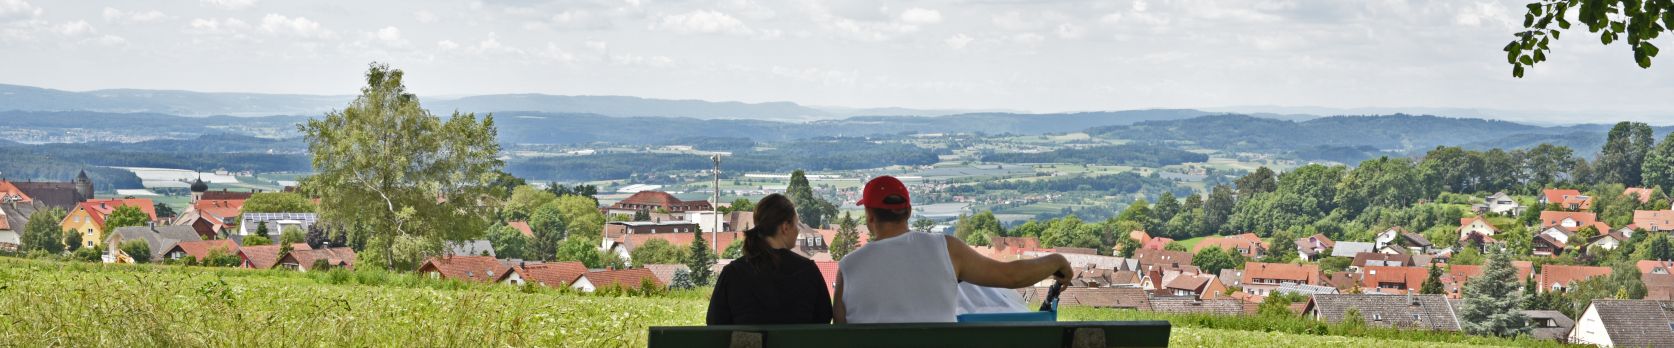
{"left": 0, "top": 257, "right": 1569, "bottom": 347}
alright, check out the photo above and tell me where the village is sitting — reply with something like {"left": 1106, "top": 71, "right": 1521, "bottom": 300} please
{"left": 3, "top": 168, "right": 1673, "bottom": 346}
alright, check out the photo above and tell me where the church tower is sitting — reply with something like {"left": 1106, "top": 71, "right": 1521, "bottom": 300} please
{"left": 74, "top": 170, "right": 93, "bottom": 199}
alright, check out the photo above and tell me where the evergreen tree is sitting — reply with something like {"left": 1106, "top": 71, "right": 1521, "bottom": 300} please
{"left": 254, "top": 221, "right": 271, "bottom": 239}
{"left": 787, "top": 170, "right": 835, "bottom": 228}
{"left": 685, "top": 228, "right": 716, "bottom": 286}
{"left": 528, "top": 203, "right": 567, "bottom": 261}
{"left": 1458, "top": 249, "right": 1531, "bottom": 337}
{"left": 1421, "top": 263, "right": 1444, "bottom": 295}
{"left": 830, "top": 212, "right": 860, "bottom": 261}
{"left": 670, "top": 268, "right": 695, "bottom": 290}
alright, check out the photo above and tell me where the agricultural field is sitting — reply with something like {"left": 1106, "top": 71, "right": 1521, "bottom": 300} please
{"left": 0, "top": 257, "right": 1572, "bottom": 348}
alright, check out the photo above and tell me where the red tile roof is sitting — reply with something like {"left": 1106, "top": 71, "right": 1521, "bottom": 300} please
{"left": 418, "top": 255, "right": 513, "bottom": 283}
{"left": 168, "top": 240, "right": 240, "bottom": 260}
{"left": 1624, "top": 187, "right": 1656, "bottom": 204}
{"left": 1637, "top": 260, "right": 1674, "bottom": 275}
{"left": 501, "top": 261, "right": 588, "bottom": 287}
{"left": 78, "top": 198, "right": 158, "bottom": 228}
{"left": 585, "top": 268, "right": 664, "bottom": 290}
{"left": 507, "top": 221, "right": 534, "bottom": 238}
{"left": 1141, "top": 237, "right": 1175, "bottom": 251}
{"left": 1540, "top": 211, "right": 1599, "bottom": 229}
{"left": 0, "top": 180, "right": 35, "bottom": 204}
{"left": 1543, "top": 188, "right": 1593, "bottom": 209}
{"left": 1134, "top": 249, "right": 1194, "bottom": 270}
{"left": 1443, "top": 262, "right": 1535, "bottom": 299}
{"left": 611, "top": 191, "right": 712, "bottom": 212}
{"left": 1128, "top": 230, "right": 1151, "bottom": 245}
{"left": 279, "top": 247, "right": 357, "bottom": 270}
{"left": 1538, "top": 265, "right": 1613, "bottom": 291}
{"left": 1241, "top": 262, "right": 1321, "bottom": 285}
{"left": 816, "top": 261, "right": 839, "bottom": 295}
{"left": 1193, "top": 233, "right": 1267, "bottom": 258}
{"left": 1359, "top": 266, "right": 1429, "bottom": 293}
{"left": 618, "top": 231, "right": 742, "bottom": 253}
{"left": 815, "top": 228, "right": 871, "bottom": 250}
{"left": 1633, "top": 210, "right": 1674, "bottom": 232}
{"left": 237, "top": 243, "right": 312, "bottom": 269}
{"left": 192, "top": 199, "right": 246, "bottom": 222}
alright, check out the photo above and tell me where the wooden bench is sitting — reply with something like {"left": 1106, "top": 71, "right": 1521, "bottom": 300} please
{"left": 648, "top": 320, "right": 1171, "bottom": 348}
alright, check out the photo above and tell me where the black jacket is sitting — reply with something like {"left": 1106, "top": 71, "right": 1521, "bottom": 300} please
{"left": 706, "top": 249, "right": 833, "bottom": 325}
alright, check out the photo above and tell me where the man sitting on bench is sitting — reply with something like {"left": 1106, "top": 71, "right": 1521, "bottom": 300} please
{"left": 833, "top": 176, "right": 1074, "bottom": 324}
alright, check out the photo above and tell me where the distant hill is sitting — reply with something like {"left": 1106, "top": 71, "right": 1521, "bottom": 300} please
{"left": 1089, "top": 114, "right": 1629, "bottom": 162}
{"left": 0, "top": 83, "right": 967, "bottom": 121}
{"left": 493, "top": 109, "right": 1213, "bottom": 144}
{"left": 0, "top": 84, "right": 351, "bottom": 117}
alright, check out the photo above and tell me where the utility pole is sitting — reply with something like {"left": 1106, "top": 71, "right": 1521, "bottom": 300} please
{"left": 712, "top": 154, "right": 721, "bottom": 254}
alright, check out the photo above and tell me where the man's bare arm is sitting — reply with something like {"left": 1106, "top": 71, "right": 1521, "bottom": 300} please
{"left": 945, "top": 235, "right": 1072, "bottom": 288}
{"left": 832, "top": 272, "right": 847, "bottom": 324}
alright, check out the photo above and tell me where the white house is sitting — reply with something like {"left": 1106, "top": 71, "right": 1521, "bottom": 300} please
{"left": 1457, "top": 216, "right": 1500, "bottom": 241}
{"left": 1568, "top": 299, "right": 1674, "bottom": 347}
{"left": 1475, "top": 192, "right": 1525, "bottom": 216}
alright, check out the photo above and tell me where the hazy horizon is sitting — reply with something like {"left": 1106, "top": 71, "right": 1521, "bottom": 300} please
{"left": 1, "top": 0, "right": 1671, "bottom": 124}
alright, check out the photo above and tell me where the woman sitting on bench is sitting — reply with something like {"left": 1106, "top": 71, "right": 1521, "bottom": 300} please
{"left": 706, "top": 194, "right": 833, "bottom": 325}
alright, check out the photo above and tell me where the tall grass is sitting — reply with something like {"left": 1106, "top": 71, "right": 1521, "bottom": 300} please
{"left": 0, "top": 257, "right": 704, "bottom": 347}
{"left": 1059, "top": 307, "right": 1583, "bottom": 347}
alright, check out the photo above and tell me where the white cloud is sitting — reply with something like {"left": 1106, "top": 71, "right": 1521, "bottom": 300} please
{"left": 189, "top": 17, "right": 249, "bottom": 34}
{"left": 55, "top": 20, "right": 94, "bottom": 36}
{"left": 414, "top": 10, "right": 438, "bottom": 24}
{"left": 991, "top": 11, "right": 1035, "bottom": 31}
{"left": 657, "top": 10, "right": 752, "bottom": 35}
{"left": 375, "top": 26, "right": 400, "bottom": 42}
{"left": 1456, "top": 2, "right": 1511, "bottom": 29}
{"left": 200, "top": 0, "right": 257, "bottom": 10}
{"left": 103, "top": 7, "right": 167, "bottom": 23}
{"left": 436, "top": 39, "right": 459, "bottom": 50}
{"left": 96, "top": 34, "right": 124, "bottom": 45}
{"left": 1055, "top": 23, "right": 1083, "bottom": 39}
{"left": 0, "top": 0, "right": 42, "bottom": 19}
{"left": 899, "top": 8, "right": 941, "bottom": 25}
{"left": 944, "top": 33, "right": 972, "bottom": 49}
{"left": 259, "top": 14, "right": 332, "bottom": 39}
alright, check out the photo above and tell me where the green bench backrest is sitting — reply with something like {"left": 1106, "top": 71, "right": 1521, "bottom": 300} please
{"left": 648, "top": 321, "right": 1171, "bottom": 348}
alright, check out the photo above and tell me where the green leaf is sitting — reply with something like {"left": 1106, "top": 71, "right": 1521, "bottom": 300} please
{"left": 1559, "top": 18, "right": 1571, "bottom": 29}
{"left": 1534, "top": 49, "right": 1546, "bottom": 62}
{"left": 1519, "top": 55, "right": 1534, "bottom": 65}
{"left": 1612, "top": 21, "right": 1626, "bottom": 32}
{"left": 1603, "top": 32, "right": 1615, "bottom": 44}
{"left": 1552, "top": 30, "right": 1562, "bottom": 39}
{"left": 1513, "top": 65, "right": 1526, "bottom": 78}
{"left": 1528, "top": 3, "right": 1543, "bottom": 16}
{"left": 1637, "top": 53, "right": 1652, "bottom": 68}
{"left": 1647, "top": 42, "right": 1661, "bottom": 57}
{"left": 1525, "top": 14, "right": 1535, "bottom": 28}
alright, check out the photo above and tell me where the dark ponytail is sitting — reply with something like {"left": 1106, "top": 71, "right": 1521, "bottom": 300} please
{"left": 743, "top": 193, "right": 796, "bottom": 270}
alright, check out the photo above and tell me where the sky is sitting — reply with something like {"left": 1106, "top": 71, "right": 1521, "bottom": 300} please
{"left": 0, "top": 0, "right": 1671, "bottom": 124}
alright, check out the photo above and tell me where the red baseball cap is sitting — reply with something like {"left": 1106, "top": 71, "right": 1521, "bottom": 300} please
{"left": 856, "top": 175, "right": 911, "bottom": 210}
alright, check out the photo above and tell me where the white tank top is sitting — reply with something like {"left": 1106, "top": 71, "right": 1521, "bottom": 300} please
{"left": 838, "top": 232, "right": 959, "bottom": 323}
